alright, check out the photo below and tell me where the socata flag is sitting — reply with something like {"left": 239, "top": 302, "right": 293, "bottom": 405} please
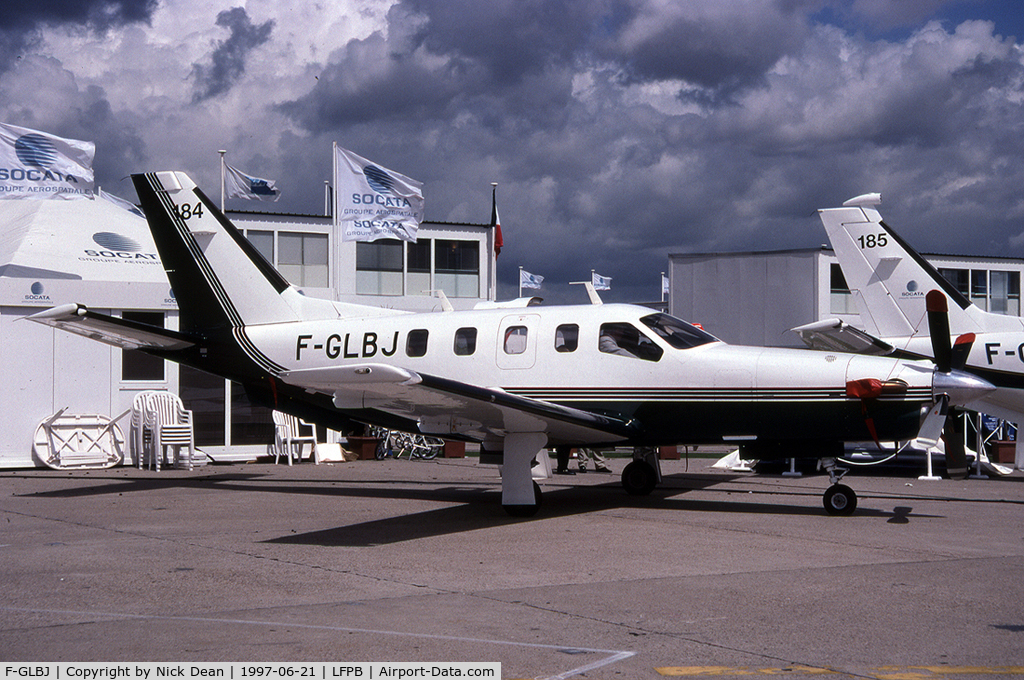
{"left": 0, "top": 122, "right": 95, "bottom": 199}
{"left": 335, "top": 145, "right": 424, "bottom": 242}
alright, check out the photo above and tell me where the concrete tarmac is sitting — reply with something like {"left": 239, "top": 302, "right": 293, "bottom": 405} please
{"left": 2, "top": 454, "right": 1024, "bottom": 679}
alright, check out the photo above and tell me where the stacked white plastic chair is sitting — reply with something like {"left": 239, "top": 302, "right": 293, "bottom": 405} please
{"left": 130, "top": 391, "right": 157, "bottom": 469}
{"left": 130, "top": 391, "right": 196, "bottom": 471}
{"left": 272, "top": 411, "right": 318, "bottom": 465}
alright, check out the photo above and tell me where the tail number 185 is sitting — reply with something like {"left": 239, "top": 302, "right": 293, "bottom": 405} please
{"left": 857, "top": 233, "right": 887, "bottom": 249}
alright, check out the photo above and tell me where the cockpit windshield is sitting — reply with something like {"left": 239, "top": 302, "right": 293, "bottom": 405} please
{"left": 640, "top": 313, "right": 718, "bottom": 349}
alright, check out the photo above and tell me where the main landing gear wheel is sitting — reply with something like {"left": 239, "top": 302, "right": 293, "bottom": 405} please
{"left": 621, "top": 460, "right": 658, "bottom": 496}
{"left": 502, "top": 481, "right": 543, "bottom": 517}
{"left": 823, "top": 483, "right": 857, "bottom": 516}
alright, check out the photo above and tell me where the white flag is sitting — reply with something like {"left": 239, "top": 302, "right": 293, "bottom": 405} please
{"left": 0, "top": 122, "right": 94, "bottom": 199}
{"left": 520, "top": 269, "right": 544, "bottom": 289}
{"left": 99, "top": 188, "right": 144, "bottom": 218}
{"left": 225, "top": 163, "right": 281, "bottom": 202}
{"left": 592, "top": 272, "right": 612, "bottom": 290}
{"left": 334, "top": 144, "right": 424, "bottom": 243}
{"left": 662, "top": 273, "right": 670, "bottom": 297}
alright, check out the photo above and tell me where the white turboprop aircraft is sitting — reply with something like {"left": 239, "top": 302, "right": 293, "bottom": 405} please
{"left": 27, "top": 172, "right": 996, "bottom": 515}
{"left": 801, "top": 194, "right": 1024, "bottom": 477}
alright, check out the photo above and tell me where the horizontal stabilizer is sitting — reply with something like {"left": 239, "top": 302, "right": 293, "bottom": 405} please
{"left": 25, "top": 304, "right": 194, "bottom": 351}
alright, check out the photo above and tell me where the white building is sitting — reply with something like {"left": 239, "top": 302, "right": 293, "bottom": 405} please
{"left": 0, "top": 196, "right": 495, "bottom": 468}
{"left": 667, "top": 247, "right": 1024, "bottom": 347}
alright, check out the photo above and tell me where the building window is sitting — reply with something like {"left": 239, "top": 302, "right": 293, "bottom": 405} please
{"left": 279, "top": 232, "right": 328, "bottom": 288}
{"left": 971, "top": 270, "right": 988, "bottom": 309}
{"left": 435, "top": 240, "right": 479, "bottom": 298}
{"left": 939, "top": 268, "right": 970, "bottom": 297}
{"left": 245, "top": 230, "right": 274, "bottom": 264}
{"left": 408, "top": 239, "right": 431, "bottom": 296}
{"left": 940, "top": 268, "right": 1021, "bottom": 316}
{"left": 407, "top": 329, "right": 429, "bottom": 357}
{"left": 829, "top": 263, "right": 856, "bottom": 314}
{"left": 991, "top": 271, "right": 1020, "bottom": 316}
{"left": 121, "top": 311, "right": 164, "bottom": 381}
{"left": 454, "top": 327, "right": 477, "bottom": 356}
{"left": 555, "top": 324, "right": 578, "bottom": 353}
{"left": 356, "top": 239, "right": 403, "bottom": 295}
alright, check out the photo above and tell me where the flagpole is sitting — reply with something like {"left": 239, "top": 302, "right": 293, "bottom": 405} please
{"left": 518, "top": 265, "right": 523, "bottom": 298}
{"left": 218, "top": 150, "right": 226, "bottom": 211}
{"left": 490, "top": 182, "right": 498, "bottom": 302}
{"left": 332, "top": 142, "right": 338, "bottom": 296}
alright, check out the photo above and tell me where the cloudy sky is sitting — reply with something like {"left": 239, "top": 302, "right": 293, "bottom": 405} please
{"left": 3, "top": 0, "right": 1024, "bottom": 303}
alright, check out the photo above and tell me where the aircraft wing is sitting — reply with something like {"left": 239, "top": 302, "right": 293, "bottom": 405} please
{"left": 278, "top": 363, "right": 640, "bottom": 444}
{"left": 790, "top": 318, "right": 895, "bottom": 355}
{"left": 25, "top": 304, "right": 194, "bottom": 351}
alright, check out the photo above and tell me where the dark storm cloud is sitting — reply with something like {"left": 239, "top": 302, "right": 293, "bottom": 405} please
{"left": 395, "top": 0, "right": 616, "bottom": 85}
{"left": 0, "top": 0, "right": 157, "bottom": 70}
{"left": 278, "top": 32, "right": 470, "bottom": 130}
{"left": 604, "top": 2, "right": 813, "bottom": 95}
{"left": 269, "top": 1, "right": 1024, "bottom": 302}
{"left": 191, "top": 7, "right": 275, "bottom": 103}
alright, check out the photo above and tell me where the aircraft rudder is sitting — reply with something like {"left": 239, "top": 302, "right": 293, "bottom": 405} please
{"left": 131, "top": 171, "right": 301, "bottom": 331}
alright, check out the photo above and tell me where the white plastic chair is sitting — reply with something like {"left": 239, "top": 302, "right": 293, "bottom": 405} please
{"left": 272, "top": 411, "right": 318, "bottom": 465}
{"left": 130, "top": 391, "right": 158, "bottom": 469}
{"left": 144, "top": 392, "right": 196, "bottom": 471}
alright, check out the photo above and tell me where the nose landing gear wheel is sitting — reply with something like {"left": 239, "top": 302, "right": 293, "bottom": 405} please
{"left": 823, "top": 483, "right": 857, "bottom": 516}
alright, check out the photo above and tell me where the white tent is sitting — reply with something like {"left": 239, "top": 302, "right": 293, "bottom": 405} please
{"left": 0, "top": 194, "right": 173, "bottom": 308}
{"left": 0, "top": 195, "right": 178, "bottom": 467}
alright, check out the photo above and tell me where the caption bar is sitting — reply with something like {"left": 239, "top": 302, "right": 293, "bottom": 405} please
{"left": 3, "top": 664, "right": 499, "bottom": 680}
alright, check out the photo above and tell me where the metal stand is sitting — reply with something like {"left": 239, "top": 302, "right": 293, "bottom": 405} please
{"left": 918, "top": 446, "right": 941, "bottom": 481}
{"left": 782, "top": 457, "right": 802, "bottom": 477}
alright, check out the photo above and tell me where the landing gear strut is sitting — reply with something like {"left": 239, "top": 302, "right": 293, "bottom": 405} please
{"left": 819, "top": 457, "right": 857, "bottom": 516}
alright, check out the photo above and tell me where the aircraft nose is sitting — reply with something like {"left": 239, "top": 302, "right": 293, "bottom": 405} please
{"left": 933, "top": 369, "right": 996, "bottom": 407}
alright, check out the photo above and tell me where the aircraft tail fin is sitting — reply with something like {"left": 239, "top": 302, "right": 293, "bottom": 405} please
{"left": 131, "top": 172, "right": 338, "bottom": 334}
{"left": 818, "top": 197, "right": 1019, "bottom": 338}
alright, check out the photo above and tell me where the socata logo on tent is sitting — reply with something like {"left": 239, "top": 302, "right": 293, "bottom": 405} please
{"left": 83, "top": 232, "right": 159, "bottom": 261}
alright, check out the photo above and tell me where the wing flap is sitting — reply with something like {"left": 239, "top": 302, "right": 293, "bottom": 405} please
{"left": 278, "top": 364, "right": 638, "bottom": 444}
{"left": 26, "top": 304, "right": 194, "bottom": 351}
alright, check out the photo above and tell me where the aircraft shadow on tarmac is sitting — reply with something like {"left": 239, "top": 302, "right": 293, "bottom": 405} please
{"left": 13, "top": 470, "right": 959, "bottom": 547}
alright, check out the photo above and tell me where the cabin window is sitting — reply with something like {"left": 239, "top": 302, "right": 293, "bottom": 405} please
{"left": 407, "top": 329, "right": 429, "bottom": 357}
{"left": 121, "top": 311, "right": 165, "bottom": 381}
{"left": 599, "top": 322, "right": 663, "bottom": 362}
{"left": 640, "top": 313, "right": 716, "bottom": 349}
{"left": 555, "top": 324, "right": 578, "bottom": 353}
{"left": 454, "top": 327, "right": 477, "bottom": 356}
{"left": 504, "top": 326, "right": 528, "bottom": 355}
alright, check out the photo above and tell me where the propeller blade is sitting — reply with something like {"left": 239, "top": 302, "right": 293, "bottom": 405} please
{"left": 942, "top": 407, "right": 969, "bottom": 480}
{"left": 926, "top": 290, "right": 952, "bottom": 373}
{"left": 916, "top": 393, "right": 949, "bottom": 450}
{"left": 951, "top": 332, "right": 976, "bottom": 371}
